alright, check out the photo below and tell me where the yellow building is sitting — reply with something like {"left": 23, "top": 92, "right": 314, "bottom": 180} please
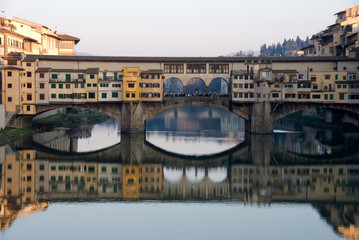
{"left": 140, "top": 164, "right": 162, "bottom": 194}
{"left": 122, "top": 165, "right": 140, "bottom": 199}
{"left": 1, "top": 53, "right": 24, "bottom": 113}
{"left": 123, "top": 67, "right": 141, "bottom": 101}
{"left": 140, "top": 70, "right": 164, "bottom": 102}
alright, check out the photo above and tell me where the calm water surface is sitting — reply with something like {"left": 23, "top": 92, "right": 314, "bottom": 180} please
{"left": 1, "top": 106, "right": 359, "bottom": 240}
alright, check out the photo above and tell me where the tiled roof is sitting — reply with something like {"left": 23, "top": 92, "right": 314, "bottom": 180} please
{"left": 22, "top": 54, "right": 359, "bottom": 63}
{"left": 272, "top": 70, "right": 298, "bottom": 73}
{"left": 86, "top": 68, "right": 99, "bottom": 74}
{"left": 57, "top": 34, "right": 80, "bottom": 44}
{"left": 50, "top": 69, "right": 87, "bottom": 73}
{"left": 35, "top": 67, "right": 52, "bottom": 72}
{"left": 142, "top": 69, "right": 163, "bottom": 74}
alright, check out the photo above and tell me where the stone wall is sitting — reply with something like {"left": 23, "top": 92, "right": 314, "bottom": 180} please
{"left": 0, "top": 104, "right": 5, "bottom": 129}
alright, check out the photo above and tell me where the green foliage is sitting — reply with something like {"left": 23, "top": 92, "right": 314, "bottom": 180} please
{"left": 260, "top": 36, "right": 309, "bottom": 56}
{"left": 33, "top": 112, "right": 109, "bottom": 129}
{"left": 0, "top": 127, "right": 32, "bottom": 146}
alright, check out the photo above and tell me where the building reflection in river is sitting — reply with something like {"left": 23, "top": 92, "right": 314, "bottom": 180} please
{"left": 1, "top": 147, "right": 359, "bottom": 238}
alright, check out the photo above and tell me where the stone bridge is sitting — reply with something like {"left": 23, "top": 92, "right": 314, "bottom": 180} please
{"left": 13, "top": 97, "right": 359, "bottom": 134}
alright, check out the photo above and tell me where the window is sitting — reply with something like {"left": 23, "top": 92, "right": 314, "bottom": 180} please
{"left": 112, "top": 167, "right": 118, "bottom": 173}
{"left": 51, "top": 84, "right": 56, "bottom": 89}
{"left": 27, "top": 83, "right": 32, "bottom": 88}
{"left": 59, "top": 84, "right": 63, "bottom": 89}
{"left": 40, "top": 94, "right": 45, "bottom": 100}
{"left": 40, "top": 73, "right": 45, "bottom": 78}
{"left": 8, "top": 164, "right": 12, "bottom": 169}
{"left": 312, "top": 94, "right": 321, "bottom": 99}
{"left": 66, "top": 84, "right": 70, "bottom": 89}
{"left": 7, "top": 71, "right": 12, "bottom": 77}
{"left": 26, "top": 106, "right": 31, "bottom": 111}
{"left": 66, "top": 74, "right": 71, "bottom": 82}
{"left": 339, "top": 93, "right": 345, "bottom": 100}
{"left": 209, "top": 64, "right": 229, "bottom": 74}
{"left": 51, "top": 74, "right": 58, "bottom": 79}
{"left": 324, "top": 94, "right": 328, "bottom": 100}
{"left": 40, "top": 83, "right": 45, "bottom": 89}
{"left": 112, "top": 92, "right": 118, "bottom": 98}
{"left": 128, "top": 83, "right": 135, "bottom": 88}
{"left": 7, "top": 97, "right": 12, "bottom": 102}
{"left": 126, "top": 93, "right": 130, "bottom": 98}
{"left": 272, "top": 93, "right": 279, "bottom": 98}
{"left": 27, "top": 72, "right": 32, "bottom": 77}
{"left": 325, "top": 75, "right": 330, "bottom": 80}
{"left": 78, "top": 74, "right": 84, "bottom": 79}
{"left": 87, "top": 83, "right": 91, "bottom": 87}
{"left": 93, "top": 83, "right": 97, "bottom": 87}
{"left": 26, "top": 95, "right": 32, "bottom": 101}
{"left": 89, "top": 92, "right": 95, "bottom": 99}
{"left": 90, "top": 74, "right": 95, "bottom": 79}
{"left": 186, "top": 64, "right": 206, "bottom": 74}
{"left": 131, "top": 93, "right": 135, "bottom": 98}
{"left": 102, "top": 93, "right": 107, "bottom": 98}
{"left": 164, "top": 64, "right": 184, "bottom": 73}
{"left": 51, "top": 94, "right": 56, "bottom": 99}
{"left": 7, "top": 83, "right": 12, "bottom": 88}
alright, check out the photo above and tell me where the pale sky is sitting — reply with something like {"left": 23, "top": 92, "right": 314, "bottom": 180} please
{"left": 2, "top": 0, "right": 359, "bottom": 56}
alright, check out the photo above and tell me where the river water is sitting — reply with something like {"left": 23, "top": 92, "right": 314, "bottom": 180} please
{"left": 1, "top": 106, "right": 359, "bottom": 240}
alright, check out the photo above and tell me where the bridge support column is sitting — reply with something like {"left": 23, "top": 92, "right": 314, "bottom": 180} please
{"left": 10, "top": 115, "right": 33, "bottom": 128}
{"left": 246, "top": 102, "right": 274, "bottom": 134}
{"left": 120, "top": 102, "right": 145, "bottom": 134}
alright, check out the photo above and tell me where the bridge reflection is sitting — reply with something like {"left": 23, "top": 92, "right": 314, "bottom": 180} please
{"left": 2, "top": 136, "right": 359, "bottom": 235}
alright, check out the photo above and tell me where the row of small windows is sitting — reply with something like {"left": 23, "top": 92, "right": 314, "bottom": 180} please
{"left": 232, "top": 167, "right": 345, "bottom": 175}
{"left": 233, "top": 83, "right": 254, "bottom": 89}
{"left": 164, "top": 64, "right": 229, "bottom": 74}
{"left": 127, "top": 83, "right": 161, "bottom": 88}
{"left": 100, "top": 83, "right": 122, "bottom": 88}
{"left": 232, "top": 92, "right": 343, "bottom": 100}
{"left": 233, "top": 75, "right": 254, "bottom": 80}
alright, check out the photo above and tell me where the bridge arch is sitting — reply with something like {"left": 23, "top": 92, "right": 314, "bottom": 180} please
{"left": 185, "top": 167, "right": 206, "bottom": 183}
{"left": 186, "top": 78, "right": 206, "bottom": 95}
{"left": 271, "top": 102, "right": 359, "bottom": 123}
{"left": 34, "top": 103, "right": 122, "bottom": 121}
{"left": 164, "top": 77, "right": 184, "bottom": 95}
{"left": 208, "top": 167, "right": 227, "bottom": 183}
{"left": 209, "top": 78, "right": 229, "bottom": 95}
{"left": 163, "top": 167, "right": 183, "bottom": 183}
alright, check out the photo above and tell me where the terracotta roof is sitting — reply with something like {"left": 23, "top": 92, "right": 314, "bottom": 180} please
{"left": 57, "top": 34, "right": 80, "bottom": 44}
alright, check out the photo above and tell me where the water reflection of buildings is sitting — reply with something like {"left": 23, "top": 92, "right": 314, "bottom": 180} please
{"left": 1, "top": 148, "right": 359, "bottom": 238}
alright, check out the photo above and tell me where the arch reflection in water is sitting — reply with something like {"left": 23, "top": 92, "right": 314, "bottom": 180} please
{"left": 146, "top": 106, "right": 245, "bottom": 156}
{"left": 32, "top": 118, "right": 121, "bottom": 152}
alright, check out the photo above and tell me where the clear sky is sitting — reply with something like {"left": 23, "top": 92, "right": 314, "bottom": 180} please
{"left": 2, "top": 0, "right": 359, "bottom": 56}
